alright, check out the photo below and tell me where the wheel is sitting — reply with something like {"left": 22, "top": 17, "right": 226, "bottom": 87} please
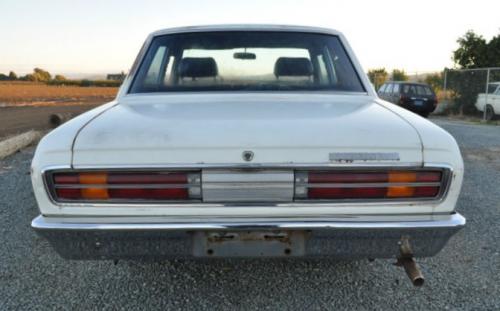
{"left": 485, "top": 105, "right": 497, "bottom": 121}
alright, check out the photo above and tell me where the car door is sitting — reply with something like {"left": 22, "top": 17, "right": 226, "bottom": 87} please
{"left": 384, "top": 83, "right": 394, "bottom": 103}
{"left": 391, "top": 83, "right": 401, "bottom": 104}
{"left": 494, "top": 86, "right": 500, "bottom": 114}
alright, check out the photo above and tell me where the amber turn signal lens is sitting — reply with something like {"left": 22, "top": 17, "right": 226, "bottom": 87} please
{"left": 79, "top": 173, "right": 108, "bottom": 184}
{"left": 387, "top": 171, "right": 416, "bottom": 197}
{"left": 79, "top": 173, "right": 109, "bottom": 200}
{"left": 388, "top": 171, "right": 417, "bottom": 182}
{"left": 387, "top": 186, "right": 415, "bottom": 197}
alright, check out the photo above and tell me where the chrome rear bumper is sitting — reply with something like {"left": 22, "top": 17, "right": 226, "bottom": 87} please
{"left": 32, "top": 213, "right": 465, "bottom": 260}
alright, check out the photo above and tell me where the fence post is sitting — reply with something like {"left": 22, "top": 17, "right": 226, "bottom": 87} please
{"left": 443, "top": 69, "right": 448, "bottom": 101}
{"left": 483, "top": 68, "right": 490, "bottom": 120}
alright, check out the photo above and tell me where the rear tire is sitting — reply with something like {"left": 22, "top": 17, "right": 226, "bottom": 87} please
{"left": 485, "top": 105, "right": 497, "bottom": 121}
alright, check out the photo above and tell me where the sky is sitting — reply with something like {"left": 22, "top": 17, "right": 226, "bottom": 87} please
{"left": 0, "top": 0, "right": 499, "bottom": 78}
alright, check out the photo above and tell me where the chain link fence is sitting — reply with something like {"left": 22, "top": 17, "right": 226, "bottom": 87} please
{"left": 443, "top": 68, "right": 500, "bottom": 120}
{"left": 369, "top": 68, "right": 500, "bottom": 120}
{"left": 369, "top": 71, "right": 440, "bottom": 90}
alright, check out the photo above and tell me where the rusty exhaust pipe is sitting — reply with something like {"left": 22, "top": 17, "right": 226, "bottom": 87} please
{"left": 396, "top": 236, "right": 425, "bottom": 286}
{"left": 397, "top": 257, "right": 425, "bottom": 286}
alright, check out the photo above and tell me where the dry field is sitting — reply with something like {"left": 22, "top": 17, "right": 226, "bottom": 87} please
{"left": 0, "top": 82, "right": 118, "bottom": 139}
{"left": 0, "top": 81, "right": 118, "bottom": 107}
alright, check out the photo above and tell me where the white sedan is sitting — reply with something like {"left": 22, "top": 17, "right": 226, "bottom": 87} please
{"left": 31, "top": 25, "right": 464, "bottom": 286}
{"left": 476, "top": 82, "right": 500, "bottom": 120}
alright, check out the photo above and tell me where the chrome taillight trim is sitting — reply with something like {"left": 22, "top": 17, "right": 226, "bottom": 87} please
{"left": 294, "top": 167, "right": 451, "bottom": 201}
{"left": 295, "top": 182, "right": 441, "bottom": 188}
{"left": 54, "top": 184, "right": 197, "bottom": 189}
{"left": 45, "top": 170, "right": 202, "bottom": 203}
{"left": 40, "top": 163, "right": 453, "bottom": 206}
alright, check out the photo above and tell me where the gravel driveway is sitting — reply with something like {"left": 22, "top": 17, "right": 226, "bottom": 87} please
{"left": 0, "top": 119, "right": 499, "bottom": 310}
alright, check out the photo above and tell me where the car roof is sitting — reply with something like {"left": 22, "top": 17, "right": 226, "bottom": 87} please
{"left": 384, "top": 81, "right": 430, "bottom": 86}
{"left": 150, "top": 24, "right": 342, "bottom": 37}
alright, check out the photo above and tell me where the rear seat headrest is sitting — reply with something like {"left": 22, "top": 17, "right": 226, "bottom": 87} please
{"left": 274, "top": 57, "right": 313, "bottom": 77}
{"left": 178, "top": 57, "right": 218, "bottom": 78}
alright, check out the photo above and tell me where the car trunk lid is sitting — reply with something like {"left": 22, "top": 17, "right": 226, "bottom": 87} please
{"left": 71, "top": 93, "right": 423, "bottom": 167}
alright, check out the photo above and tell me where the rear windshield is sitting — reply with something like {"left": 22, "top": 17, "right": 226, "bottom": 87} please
{"left": 402, "top": 84, "right": 434, "bottom": 96}
{"left": 129, "top": 31, "right": 366, "bottom": 93}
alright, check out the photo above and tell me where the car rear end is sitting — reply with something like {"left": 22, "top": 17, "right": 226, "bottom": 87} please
{"left": 30, "top": 26, "right": 465, "bottom": 285}
{"left": 32, "top": 163, "right": 464, "bottom": 261}
{"left": 398, "top": 84, "right": 438, "bottom": 117}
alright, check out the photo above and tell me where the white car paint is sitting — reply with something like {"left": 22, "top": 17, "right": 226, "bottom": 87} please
{"left": 475, "top": 82, "right": 500, "bottom": 116}
{"left": 31, "top": 25, "right": 463, "bottom": 221}
{"left": 71, "top": 94, "right": 423, "bottom": 166}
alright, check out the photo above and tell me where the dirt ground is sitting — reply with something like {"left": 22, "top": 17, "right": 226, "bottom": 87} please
{"left": 0, "top": 82, "right": 116, "bottom": 140}
{"left": 0, "top": 104, "right": 102, "bottom": 140}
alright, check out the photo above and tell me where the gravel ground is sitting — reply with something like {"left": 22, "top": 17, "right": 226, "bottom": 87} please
{"left": 0, "top": 119, "right": 499, "bottom": 310}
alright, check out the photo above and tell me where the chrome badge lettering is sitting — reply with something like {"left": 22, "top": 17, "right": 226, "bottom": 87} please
{"left": 329, "top": 152, "right": 400, "bottom": 162}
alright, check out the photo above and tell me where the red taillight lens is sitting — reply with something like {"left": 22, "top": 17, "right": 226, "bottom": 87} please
{"left": 296, "top": 170, "right": 443, "bottom": 200}
{"left": 308, "top": 187, "right": 388, "bottom": 199}
{"left": 51, "top": 171, "right": 200, "bottom": 202}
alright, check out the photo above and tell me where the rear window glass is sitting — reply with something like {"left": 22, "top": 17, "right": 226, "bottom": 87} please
{"left": 403, "top": 84, "right": 434, "bottom": 96}
{"left": 129, "top": 31, "right": 366, "bottom": 93}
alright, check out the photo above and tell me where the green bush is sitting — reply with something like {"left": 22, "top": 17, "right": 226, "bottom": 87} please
{"left": 47, "top": 79, "right": 122, "bottom": 87}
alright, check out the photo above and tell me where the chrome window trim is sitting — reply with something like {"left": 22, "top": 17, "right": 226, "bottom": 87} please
{"left": 124, "top": 29, "right": 368, "bottom": 96}
{"left": 40, "top": 163, "right": 453, "bottom": 207}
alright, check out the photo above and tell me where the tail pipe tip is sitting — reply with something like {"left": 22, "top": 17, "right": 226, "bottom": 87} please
{"left": 398, "top": 257, "right": 425, "bottom": 287}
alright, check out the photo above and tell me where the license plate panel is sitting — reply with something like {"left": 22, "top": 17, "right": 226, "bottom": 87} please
{"left": 192, "top": 231, "right": 306, "bottom": 257}
{"left": 414, "top": 100, "right": 423, "bottom": 106}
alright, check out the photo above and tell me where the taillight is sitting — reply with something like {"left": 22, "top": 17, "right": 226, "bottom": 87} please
{"left": 48, "top": 168, "right": 448, "bottom": 203}
{"left": 295, "top": 170, "right": 444, "bottom": 200}
{"left": 50, "top": 171, "right": 201, "bottom": 202}
{"left": 399, "top": 95, "right": 408, "bottom": 104}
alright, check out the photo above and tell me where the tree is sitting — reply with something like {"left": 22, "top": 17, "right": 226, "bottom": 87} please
{"left": 32, "top": 68, "right": 51, "bottom": 82}
{"left": 367, "top": 68, "right": 388, "bottom": 90}
{"left": 452, "top": 30, "right": 488, "bottom": 69}
{"left": 391, "top": 69, "right": 408, "bottom": 81}
{"left": 21, "top": 74, "right": 36, "bottom": 81}
{"left": 425, "top": 72, "right": 444, "bottom": 92}
{"left": 486, "top": 34, "right": 500, "bottom": 67}
{"left": 0, "top": 73, "right": 8, "bottom": 81}
{"left": 54, "top": 74, "right": 67, "bottom": 81}
{"left": 8, "top": 71, "right": 17, "bottom": 80}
